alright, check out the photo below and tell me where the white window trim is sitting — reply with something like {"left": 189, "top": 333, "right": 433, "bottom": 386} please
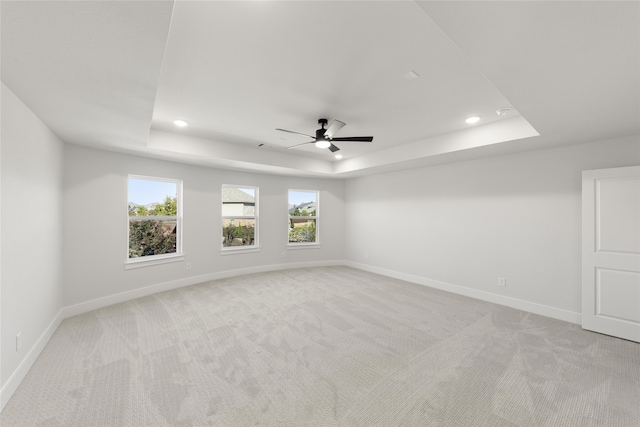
{"left": 220, "top": 247, "right": 261, "bottom": 256}
{"left": 124, "top": 253, "right": 185, "bottom": 270}
{"left": 221, "top": 184, "right": 259, "bottom": 252}
{"left": 129, "top": 215, "right": 177, "bottom": 221}
{"left": 288, "top": 189, "right": 320, "bottom": 247}
{"left": 126, "top": 174, "right": 183, "bottom": 268}
{"left": 287, "top": 242, "right": 321, "bottom": 249}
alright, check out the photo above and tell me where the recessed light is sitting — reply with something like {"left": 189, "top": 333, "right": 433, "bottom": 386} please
{"left": 496, "top": 107, "right": 512, "bottom": 117}
{"left": 335, "top": 154, "right": 343, "bottom": 160}
{"left": 173, "top": 119, "right": 188, "bottom": 127}
{"left": 465, "top": 116, "right": 481, "bottom": 124}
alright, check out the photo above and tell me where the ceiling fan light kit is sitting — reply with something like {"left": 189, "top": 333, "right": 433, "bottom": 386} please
{"left": 277, "top": 118, "right": 373, "bottom": 153}
{"left": 315, "top": 138, "right": 331, "bottom": 149}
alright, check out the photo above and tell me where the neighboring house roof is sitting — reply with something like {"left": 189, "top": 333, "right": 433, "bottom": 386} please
{"left": 128, "top": 202, "right": 159, "bottom": 212}
{"left": 223, "top": 187, "right": 255, "bottom": 204}
{"left": 289, "top": 201, "right": 316, "bottom": 214}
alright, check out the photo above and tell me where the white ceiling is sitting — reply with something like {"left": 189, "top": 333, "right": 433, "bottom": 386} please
{"left": 2, "top": 1, "right": 638, "bottom": 177}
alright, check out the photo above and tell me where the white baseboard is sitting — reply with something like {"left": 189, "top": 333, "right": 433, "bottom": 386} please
{"left": 2, "top": 259, "right": 580, "bottom": 413}
{"left": 0, "top": 308, "right": 65, "bottom": 411}
{"left": 345, "top": 261, "right": 582, "bottom": 325}
{"left": 61, "top": 260, "right": 345, "bottom": 319}
{"left": 1, "top": 260, "right": 344, "bottom": 413}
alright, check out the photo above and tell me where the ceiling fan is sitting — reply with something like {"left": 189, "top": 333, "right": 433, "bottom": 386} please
{"left": 276, "top": 118, "right": 373, "bottom": 153}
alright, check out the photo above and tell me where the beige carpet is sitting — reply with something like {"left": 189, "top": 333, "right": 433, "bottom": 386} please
{"left": 1, "top": 266, "right": 639, "bottom": 426}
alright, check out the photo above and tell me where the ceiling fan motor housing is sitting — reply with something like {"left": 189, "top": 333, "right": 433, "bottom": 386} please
{"left": 278, "top": 118, "right": 372, "bottom": 151}
{"left": 316, "top": 118, "right": 328, "bottom": 139}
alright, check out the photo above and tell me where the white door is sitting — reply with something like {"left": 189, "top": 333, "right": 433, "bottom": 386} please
{"left": 582, "top": 165, "right": 640, "bottom": 343}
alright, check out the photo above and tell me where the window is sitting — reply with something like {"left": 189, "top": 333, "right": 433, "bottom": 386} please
{"left": 222, "top": 185, "right": 258, "bottom": 249}
{"left": 288, "top": 189, "right": 318, "bottom": 245}
{"left": 127, "top": 176, "right": 182, "bottom": 264}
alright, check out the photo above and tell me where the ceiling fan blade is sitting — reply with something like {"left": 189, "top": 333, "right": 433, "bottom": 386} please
{"left": 275, "top": 128, "right": 315, "bottom": 139}
{"left": 325, "top": 120, "right": 346, "bottom": 139}
{"left": 330, "top": 136, "right": 373, "bottom": 142}
{"left": 285, "top": 141, "right": 314, "bottom": 149}
{"left": 328, "top": 143, "right": 340, "bottom": 153}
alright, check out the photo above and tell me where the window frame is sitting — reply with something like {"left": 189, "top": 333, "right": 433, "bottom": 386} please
{"left": 125, "top": 174, "right": 184, "bottom": 269}
{"left": 221, "top": 184, "right": 259, "bottom": 253}
{"left": 287, "top": 189, "right": 320, "bottom": 247}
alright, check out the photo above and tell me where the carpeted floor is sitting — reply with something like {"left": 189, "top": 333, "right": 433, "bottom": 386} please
{"left": 1, "top": 266, "right": 639, "bottom": 426}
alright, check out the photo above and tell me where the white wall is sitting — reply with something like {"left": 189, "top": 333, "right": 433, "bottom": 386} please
{"left": 1, "top": 83, "right": 64, "bottom": 398}
{"left": 62, "top": 144, "right": 345, "bottom": 309}
{"left": 344, "top": 135, "right": 640, "bottom": 321}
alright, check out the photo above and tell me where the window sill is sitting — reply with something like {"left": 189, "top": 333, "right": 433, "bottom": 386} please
{"left": 124, "top": 253, "right": 185, "bottom": 270}
{"left": 220, "top": 246, "right": 260, "bottom": 256}
{"left": 287, "top": 243, "right": 321, "bottom": 250}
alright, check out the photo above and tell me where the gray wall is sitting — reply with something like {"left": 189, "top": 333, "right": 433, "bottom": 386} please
{"left": 2, "top": 78, "right": 639, "bottom": 410}
{"left": 62, "top": 144, "right": 345, "bottom": 308}
{"left": 1, "top": 83, "right": 64, "bottom": 392}
{"left": 1, "top": 82, "right": 345, "bottom": 406}
{"left": 344, "top": 135, "right": 640, "bottom": 319}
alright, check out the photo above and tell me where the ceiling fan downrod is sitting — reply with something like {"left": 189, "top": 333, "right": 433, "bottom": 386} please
{"left": 316, "top": 118, "right": 329, "bottom": 141}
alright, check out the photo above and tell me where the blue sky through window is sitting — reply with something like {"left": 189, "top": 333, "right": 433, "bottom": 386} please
{"left": 239, "top": 188, "right": 255, "bottom": 197}
{"left": 129, "top": 180, "right": 311, "bottom": 207}
{"left": 289, "top": 190, "right": 316, "bottom": 207}
{"left": 128, "top": 178, "right": 177, "bottom": 205}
